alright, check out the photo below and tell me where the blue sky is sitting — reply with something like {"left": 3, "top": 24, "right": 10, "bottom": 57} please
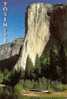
{"left": 0, "top": 0, "right": 66, "bottom": 44}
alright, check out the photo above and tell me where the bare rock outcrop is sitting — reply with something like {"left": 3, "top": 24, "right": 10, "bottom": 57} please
{"left": 15, "top": 4, "right": 67, "bottom": 70}
{"left": 17, "top": 4, "right": 52, "bottom": 70}
{"left": 0, "top": 38, "right": 24, "bottom": 70}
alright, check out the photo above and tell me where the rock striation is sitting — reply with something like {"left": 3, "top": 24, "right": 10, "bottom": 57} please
{"left": 17, "top": 4, "right": 67, "bottom": 70}
{"left": 18, "top": 4, "right": 53, "bottom": 70}
{"left": 0, "top": 3, "right": 67, "bottom": 71}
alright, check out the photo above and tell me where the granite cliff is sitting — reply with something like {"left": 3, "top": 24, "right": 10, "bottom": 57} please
{"left": 19, "top": 4, "right": 52, "bottom": 70}
{"left": 15, "top": 4, "right": 67, "bottom": 70}
{"left": 0, "top": 4, "right": 67, "bottom": 71}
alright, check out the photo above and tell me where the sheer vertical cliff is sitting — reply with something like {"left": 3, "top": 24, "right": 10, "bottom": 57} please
{"left": 16, "top": 4, "right": 52, "bottom": 70}
{"left": 15, "top": 4, "right": 67, "bottom": 71}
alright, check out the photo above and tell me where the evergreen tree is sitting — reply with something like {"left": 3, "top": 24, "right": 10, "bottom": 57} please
{"left": 49, "top": 47, "right": 58, "bottom": 80}
{"left": 59, "top": 43, "right": 67, "bottom": 83}
{"left": 34, "top": 55, "right": 41, "bottom": 81}
{"left": 25, "top": 56, "right": 33, "bottom": 80}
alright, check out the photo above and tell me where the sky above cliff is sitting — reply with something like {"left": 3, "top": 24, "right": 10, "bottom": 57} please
{"left": 0, "top": 0, "right": 66, "bottom": 44}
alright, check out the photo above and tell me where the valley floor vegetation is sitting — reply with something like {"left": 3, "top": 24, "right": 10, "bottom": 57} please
{"left": 0, "top": 38, "right": 67, "bottom": 98}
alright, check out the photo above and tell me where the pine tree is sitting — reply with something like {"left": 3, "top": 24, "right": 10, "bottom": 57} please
{"left": 49, "top": 47, "right": 57, "bottom": 80}
{"left": 25, "top": 56, "right": 33, "bottom": 80}
{"left": 59, "top": 43, "right": 67, "bottom": 83}
{"left": 34, "top": 55, "right": 41, "bottom": 81}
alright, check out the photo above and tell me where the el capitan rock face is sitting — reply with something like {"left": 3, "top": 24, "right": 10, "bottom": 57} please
{"left": 0, "top": 4, "right": 67, "bottom": 71}
{"left": 50, "top": 5, "right": 67, "bottom": 42}
{"left": 15, "top": 4, "right": 67, "bottom": 70}
{"left": 16, "top": 4, "right": 52, "bottom": 70}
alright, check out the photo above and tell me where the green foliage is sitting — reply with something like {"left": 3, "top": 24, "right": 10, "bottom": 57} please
{"left": 0, "top": 41, "right": 67, "bottom": 97}
{"left": 49, "top": 82, "right": 67, "bottom": 91}
{"left": 25, "top": 56, "right": 34, "bottom": 79}
{"left": 40, "top": 53, "right": 50, "bottom": 66}
{"left": 33, "top": 81, "right": 39, "bottom": 89}
{"left": 24, "top": 42, "right": 67, "bottom": 84}
{"left": 58, "top": 44, "right": 67, "bottom": 83}
{"left": 15, "top": 81, "right": 24, "bottom": 94}
{"left": 35, "top": 55, "right": 41, "bottom": 68}
{"left": 34, "top": 55, "right": 41, "bottom": 79}
{"left": 23, "top": 80, "right": 34, "bottom": 89}
{"left": 0, "top": 71, "right": 4, "bottom": 83}
{"left": 48, "top": 47, "right": 58, "bottom": 80}
{"left": 0, "top": 69, "right": 10, "bottom": 83}
{"left": 0, "top": 69, "right": 22, "bottom": 97}
{"left": 33, "top": 77, "right": 48, "bottom": 90}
